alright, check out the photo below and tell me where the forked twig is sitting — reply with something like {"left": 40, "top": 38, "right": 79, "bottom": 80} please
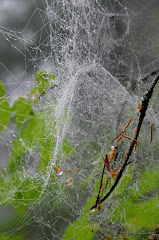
{"left": 90, "top": 75, "right": 159, "bottom": 210}
{"left": 119, "top": 133, "right": 138, "bottom": 143}
{"left": 110, "top": 115, "right": 133, "bottom": 143}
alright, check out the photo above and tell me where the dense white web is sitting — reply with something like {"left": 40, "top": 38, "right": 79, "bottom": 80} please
{"left": 1, "top": 0, "right": 159, "bottom": 239}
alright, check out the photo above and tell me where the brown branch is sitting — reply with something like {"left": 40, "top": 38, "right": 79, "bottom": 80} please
{"left": 119, "top": 133, "right": 138, "bottom": 143}
{"left": 52, "top": 165, "right": 81, "bottom": 173}
{"left": 90, "top": 75, "right": 159, "bottom": 210}
{"left": 110, "top": 115, "right": 133, "bottom": 143}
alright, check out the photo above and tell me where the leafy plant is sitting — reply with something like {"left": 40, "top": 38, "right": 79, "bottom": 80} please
{"left": 1, "top": 73, "right": 159, "bottom": 240}
{"left": 0, "top": 71, "right": 74, "bottom": 239}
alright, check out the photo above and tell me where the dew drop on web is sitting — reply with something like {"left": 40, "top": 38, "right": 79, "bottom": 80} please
{"left": 90, "top": 208, "right": 96, "bottom": 213}
{"left": 57, "top": 171, "right": 63, "bottom": 176}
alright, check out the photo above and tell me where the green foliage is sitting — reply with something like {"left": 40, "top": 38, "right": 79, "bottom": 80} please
{"left": 129, "top": 168, "right": 159, "bottom": 199}
{"left": 9, "top": 114, "right": 46, "bottom": 170}
{"left": 107, "top": 167, "right": 159, "bottom": 238}
{"left": 62, "top": 165, "right": 134, "bottom": 239}
{"left": 11, "top": 97, "right": 34, "bottom": 130}
{"left": 0, "top": 235, "right": 23, "bottom": 240}
{"left": 114, "top": 164, "right": 135, "bottom": 196}
{"left": 1, "top": 70, "right": 73, "bottom": 173}
{"left": 30, "top": 70, "right": 55, "bottom": 101}
{"left": 0, "top": 81, "right": 10, "bottom": 132}
{"left": 0, "top": 169, "right": 42, "bottom": 207}
{"left": 0, "top": 98, "right": 10, "bottom": 132}
{"left": 1, "top": 71, "right": 159, "bottom": 240}
{"left": 62, "top": 164, "right": 159, "bottom": 239}
{"left": 0, "top": 70, "right": 74, "bottom": 238}
{"left": 0, "top": 81, "right": 5, "bottom": 97}
{"left": 62, "top": 179, "right": 101, "bottom": 240}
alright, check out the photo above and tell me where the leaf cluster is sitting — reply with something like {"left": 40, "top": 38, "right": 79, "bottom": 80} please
{"left": 0, "top": 71, "right": 74, "bottom": 239}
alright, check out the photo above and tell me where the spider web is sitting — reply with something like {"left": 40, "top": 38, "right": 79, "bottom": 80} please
{"left": 1, "top": 0, "right": 159, "bottom": 239}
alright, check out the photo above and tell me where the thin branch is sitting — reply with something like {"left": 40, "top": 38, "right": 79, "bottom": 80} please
{"left": 95, "top": 155, "right": 108, "bottom": 208}
{"left": 110, "top": 115, "right": 133, "bottom": 143}
{"left": 119, "top": 133, "right": 139, "bottom": 143}
{"left": 90, "top": 75, "right": 159, "bottom": 210}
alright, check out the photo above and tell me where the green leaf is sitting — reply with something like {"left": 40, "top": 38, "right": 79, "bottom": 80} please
{"left": 115, "top": 165, "right": 135, "bottom": 196}
{"left": 61, "top": 139, "right": 75, "bottom": 156}
{"left": 129, "top": 197, "right": 159, "bottom": 231}
{"left": 14, "top": 177, "right": 42, "bottom": 205}
{"left": 0, "top": 98, "right": 10, "bottom": 132}
{"left": 108, "top": 167, "right": 159, "bottom": 235}
{"left": 9, "top": 98, "right": 74, "bottom": 172}
{"left": 62, "top": 179, "right": 101, "bottom": 240}
{"left": 31, "top": 70, "right": 55, "bottom": 97}
{"left": 8, "top": 115, "right": 45, "bottom": 170}
{"left": 0, "top": 168, "right": 42, "bottom": 207}
{"left": 0, "top": 81, "right": 5, "bottom": 97}
{"left": 11, "top": 97, "right": 34, "bottom": 130}
{"left": 39, "top": 136, "right": 54, "bottom": 170}
{"left": 34, "top": 70, "right": 55, "bottom": 84}
{"left": 128, "top": 168, "right": 159, "bottom": 199}
{"left": 112, "top": 195, "right": 159, "bottom": 233}
{"left": 0, "top": 234, "right": 23, "bottom": 240}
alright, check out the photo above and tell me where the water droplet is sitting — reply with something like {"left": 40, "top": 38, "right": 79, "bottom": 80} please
{"left": 90, "top": 208, "right": 96, "bottom": 213}
{"left": 57, "top": 171, "right": 63, "bottom": 176}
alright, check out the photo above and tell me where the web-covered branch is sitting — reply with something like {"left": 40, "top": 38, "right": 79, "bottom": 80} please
{"left": 90, "top": 74, "right": 159, "bottom": 210}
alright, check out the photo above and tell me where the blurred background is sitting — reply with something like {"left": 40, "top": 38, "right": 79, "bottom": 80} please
{"left": 0, "top": 0, "right": 48, "bottom": 95}
{"left": 1, "top": 0, "right": 159, "bottom": 90}
{"left": 1, "top": 0, "right": 159, "bottom": 95}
